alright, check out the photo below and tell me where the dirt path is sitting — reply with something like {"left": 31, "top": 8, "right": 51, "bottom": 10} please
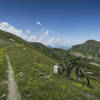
{"left": 6, "top": 52, "right": 21, "bottom": 100}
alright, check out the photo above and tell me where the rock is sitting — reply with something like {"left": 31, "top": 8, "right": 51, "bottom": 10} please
{"left": 23, "top": 48, "right": 26, "bottom": 50}
{"left": 38, "top": 72, "right": 46, "bottom": 76}
{"left": 43, "top": 75, "right": 50, "bottom": 79}
{"left": 19, "top": 72, "right": 24, "bottom": 77}
{"left": 87, "top": 72, "right": 94, "bottom": 74}
{"left": 1, "top": 94, "right": 7, "bottom": 98}
{"left": 10, "top": 39, "right": 15, "bottom": 42}
{"left": 39, "top": 73, "right": 51, "bottom": 79}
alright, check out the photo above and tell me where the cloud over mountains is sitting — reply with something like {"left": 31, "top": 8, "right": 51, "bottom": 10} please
{"left": 0, "top": 22, "right": 55, "bottom": 46}
{"left": 0, "top": 21, "right": 79, "bottom": 49}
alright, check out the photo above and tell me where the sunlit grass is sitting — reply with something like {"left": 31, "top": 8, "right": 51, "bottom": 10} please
{"left": 0, "top": 48, "right": 8, "bottom": 100}
{"left": 8, "top": 44, "right": 100, "bottom": 100}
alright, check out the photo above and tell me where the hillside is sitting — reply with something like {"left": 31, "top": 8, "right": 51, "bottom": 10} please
{"left": 0, "top": 30, "right": 28, "bottom": 44}
{"left": 69, "top": 40, "right": 100, "bottom": 59}
{"left": 0, "top": 30, "right": 100, "bottom": 100}
{"left": 30, "top": 42, "right": 66, "bottom": 61}
{"left": 0, "top": 30, "right": 66, "bottom": 61}
{"left": 7, "top": 40, "right": 100, "bottom": 100}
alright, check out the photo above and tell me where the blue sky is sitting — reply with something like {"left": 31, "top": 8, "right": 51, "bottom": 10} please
{"left": 0, "top": 0, "right": 100, "bottom": 48}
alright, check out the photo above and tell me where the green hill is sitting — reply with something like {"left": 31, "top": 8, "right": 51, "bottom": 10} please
{"left": 0, "top": 30, "right": 66, "bottom": 61}
{"left": 0, "top": 38, "right": 8, "bottom": 48}
{"left": 0, "top": 30, "right": 100, "bottom": 100}
{"left": 30, "top": 42, "right": 66, "bottom": 61}
{"left": 7, "top": 40, "right": 100, "bottom": 100}
{"left": 69, "top": 40, "right": 100, "bottom": 59}
{"left": 0, "top": 30, "right": 28, "bottom": 44}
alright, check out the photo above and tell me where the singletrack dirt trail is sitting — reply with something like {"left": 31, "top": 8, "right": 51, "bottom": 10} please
{"left": 6, "top": 52, "right": 21, "bottom": 100}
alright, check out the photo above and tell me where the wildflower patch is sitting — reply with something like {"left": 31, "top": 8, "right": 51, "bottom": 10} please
{"left": 74, "top": 83, "right": 82, "bottom": 88}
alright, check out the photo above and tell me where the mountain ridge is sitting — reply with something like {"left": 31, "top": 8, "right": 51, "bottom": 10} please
{"left": 69, "top": 39, "right": 100, "bottom": 59}
{"left": 0, "top": 30, "right": 66, "bottom": 61}
{"left": 0, "top": 30, "right": 100, "bottom": 100}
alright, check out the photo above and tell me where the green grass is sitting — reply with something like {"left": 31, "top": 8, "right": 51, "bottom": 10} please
{"left": 0, "top": 39, "right": 9, "bottom": 49}
{"left": 0, "top": 30, "right": 66, "bottom": 61}
{"left": 70, "top": 40, "right": 100, "bottom": 58}
{"left": 29, "top": 42, "right": 66, "bottom": 61}
{"left": 0, "top": 39, "right": 6, "bottom": 45}
{"left": 0, "top": 30, "right": 100, "bottom": 100}
{"left": 8, "top": 43, "right": 100, "bottom": 100}
{"left": 0, "top": 48, "right": 8, "bottom": 100}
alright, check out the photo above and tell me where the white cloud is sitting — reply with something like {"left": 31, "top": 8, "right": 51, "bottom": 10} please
{"left": 0, "top": 21, "right": 80, "bottom": 48}
{"left": 26, "top": 29, "right": 30, "bottom": 34}
{"left": 38, "top": 30, "right": 54, "bottom": 46}
{"left": 36, "top": 21, "right": 42, "bottom": 26}
{"left": 44, "top": 30, "right": 49, "bottom": 36}
{"left": 0, "top": 22, "right": 27, "bottom": 39}
{"left": 0, "top": 22, "right": 34, "bottom": 41}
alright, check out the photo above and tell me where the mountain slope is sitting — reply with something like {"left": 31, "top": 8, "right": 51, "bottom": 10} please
{"left": 7, "top": 39, "right": 100, "bottom": 100}
{"left": 0, "top": 30, "right": 27, "bottom": 44}
{"left": 0, "top": 30, "right": 66, "bottom": 61}
{"left": 69, "top": 40, "right": 100, "bottom": 59}
{"left": 0, "top": 38, "right": 8, "bottom": 48}
{"left": 0, "top": 30, "right": 100, "bottom": 100}
{"left": 30, "top": 42, "right": 66, "bottom": 61}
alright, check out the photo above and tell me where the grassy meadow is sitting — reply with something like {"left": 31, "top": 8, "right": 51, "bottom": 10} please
{"left": 7, "top": 43, "right": 100, "bottom": 100}
{"left": 0, "top": 48, "right": 8, "bottom": 100}
{"left": 0, "top": 30, "right": 100, "bottom": 100}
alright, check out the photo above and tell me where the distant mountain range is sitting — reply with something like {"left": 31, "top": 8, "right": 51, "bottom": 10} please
{"left": 49, "top": 45, "right": 71, "bottom": 50}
